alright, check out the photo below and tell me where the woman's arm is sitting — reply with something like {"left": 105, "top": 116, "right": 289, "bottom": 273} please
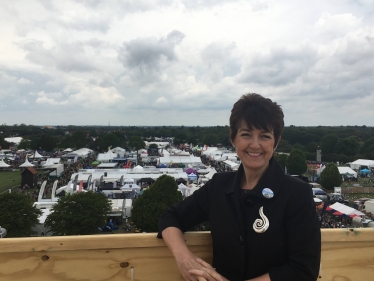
{"left": 162, "top": 227, "right": 207, "bottom": 281}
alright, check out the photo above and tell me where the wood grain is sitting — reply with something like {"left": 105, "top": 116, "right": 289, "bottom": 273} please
{"left": 0, "top": 229, "right": 373, "bottom": 281}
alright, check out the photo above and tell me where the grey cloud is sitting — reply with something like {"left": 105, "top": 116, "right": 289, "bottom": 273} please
{"left": 238, "top": 45, "right": 318, "bottom": 86}
{"left": 21, "top": 40, "right": 97, "bottom": 72}
{"left": 201, "top": 42, "right": 241, "bottom": 78}
{"left": 118, "top": 30, "right": 185, "bottom": 82}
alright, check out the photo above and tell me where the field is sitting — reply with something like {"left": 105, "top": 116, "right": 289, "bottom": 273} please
{"left": 0, "top": 170, "right": 22, "bottom": 193}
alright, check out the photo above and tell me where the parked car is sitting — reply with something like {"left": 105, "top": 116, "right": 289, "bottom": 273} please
{"left": 328, "top": 193, "right": 349, "bottom": 205}
{"left": 312, "top": 188, "right": 329, "bottom": 203}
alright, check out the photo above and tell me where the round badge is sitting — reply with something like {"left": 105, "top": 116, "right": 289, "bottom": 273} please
{"left": 262, "top": 188, "right": 274, "bottom": 199}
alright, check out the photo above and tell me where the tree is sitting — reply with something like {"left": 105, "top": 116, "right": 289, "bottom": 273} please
{"left": 202, "top": 133, "right": 219, "bottom": 146}
{"left": 336, "top": 136, "right": 360, "bottom": 157}
{"left": 45, "top": 191, "right": 111, "bottom": 235}
{"left": 128, "top": 136, "right": 145, "bottom": 159}
{"left": 276, "top": 139, "right": 293, "bottom": 153}
{"left": 132, "top": 175, "right": 183, "bottom": 232}
{"left": 274, "top": 153, "right": 288, "bottom": 171}
{"left": 359, "top": 137, "right": 374, "bottom": 159}
{"left": 320, "top": 163, "right": 342, "bottom": 191}
{"left": 72, "top": 130, "right": 88, "bottom": 148}
{"left": 99, "top": 133, "right": 120, "bottom": 151}
{"left": 320, "top": 134, "right": 338, "bottom": 154}
{"left": 18, "top": 138, "right": 31, "bottom": 150}
{"left": 285, "top": 149, "right": 307, "bottom": 175}
{"left": 60, "top": 135, "right": 75, "bottom": 149}
{"left": 0, "top": 193, "right": 42, "bottom": 237}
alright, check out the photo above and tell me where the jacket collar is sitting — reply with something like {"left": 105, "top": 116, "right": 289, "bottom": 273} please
{"left": 225, "top": 157, "right": 285, "bottom": 200}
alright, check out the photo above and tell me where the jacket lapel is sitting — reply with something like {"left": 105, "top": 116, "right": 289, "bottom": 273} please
{"left": 225, "top": 164, "right": 245, "bottom": 236}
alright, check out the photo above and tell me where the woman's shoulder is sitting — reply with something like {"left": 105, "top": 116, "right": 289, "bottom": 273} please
{"left": 211, "top": 171, "right": 237, "bottom": 180}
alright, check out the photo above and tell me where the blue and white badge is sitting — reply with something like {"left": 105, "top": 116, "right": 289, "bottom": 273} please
{"left": 262, "top": 188, "right": 274, "bottom": 199}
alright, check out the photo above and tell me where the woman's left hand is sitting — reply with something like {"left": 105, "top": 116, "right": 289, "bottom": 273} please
{"left": 188, "top": 258, "right": 230, "bottom": 281}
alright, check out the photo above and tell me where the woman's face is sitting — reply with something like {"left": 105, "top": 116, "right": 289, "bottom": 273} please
{"left": 232, "top": 120, "right": 276, "bottom": 173}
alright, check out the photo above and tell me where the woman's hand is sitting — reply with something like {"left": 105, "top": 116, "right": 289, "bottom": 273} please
{"left": 187, "top": 258, "right": 230, "bottom": 281}
{"left": 174, "top": 252, "right": 208, "bottom": 281}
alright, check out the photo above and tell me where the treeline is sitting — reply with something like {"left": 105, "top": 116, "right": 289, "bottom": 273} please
{"left": 1, "top": 124, "right": 374, "bottom": 163}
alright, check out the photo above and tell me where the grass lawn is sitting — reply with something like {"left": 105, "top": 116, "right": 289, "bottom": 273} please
{"left": 0, "top": 170, "right": 22, "bottom": 193}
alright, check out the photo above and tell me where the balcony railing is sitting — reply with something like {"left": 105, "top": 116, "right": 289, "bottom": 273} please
{"left": 1, "top": 228, "right": 373, "bottom": 280}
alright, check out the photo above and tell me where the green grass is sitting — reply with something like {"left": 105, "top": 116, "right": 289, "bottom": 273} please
{"left": 0, "top": 171, "right": 22, "bottom": 193}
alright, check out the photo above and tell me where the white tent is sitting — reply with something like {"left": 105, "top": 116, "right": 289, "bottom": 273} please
{"left": 19, "top": 156, "right": 34, "bottom": 167}
{"left": 4, "top": 137, "right": 22, "bottom": 145}
{"left": 178, "top": 183, "right": 188, "bottom": 196}
{"left": 63, "top": 148, "right": 73, "bottom": 152}
{"left": 65, "top": 148, "right": 93, "bottom": 158}
{"left": 43, "top": 158, "right": 61, "bottom": 167}
{"left": 97, "top": 151, "right": 116, "bottom": 162}
{"left": 329, "top": 202, "right": 365, "bottom": 216}
{"left": 201, "top": 147, "right": 218, "bottom": 155}
{"left": 204, "top": 168, "right": 217, "bottom": 180}
{"left": 349, "top": 159, "right": 374, "bottom": 170}
{"left": 0, "top": 159, "right": 10, "bottom": 168}
{"left": 223, "top": 160, "right": 240, "bottom": 170}
{"left": 319, "top": 165, "right": 363, "bottom": 177}
{"left": 337, "top": 167, "right": 357, "bottom": 178}
{"left": 30, "top": 151, "right": 44, "bottom": 159}
{"left": 111, "top": 147, "right": 126, "bottom": 157}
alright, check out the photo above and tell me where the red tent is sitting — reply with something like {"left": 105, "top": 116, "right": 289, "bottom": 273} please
{"left": 333, "top": 211, "right": 343, "bottom": 216}
{"left": 326, "top": 206, "right": 333, "bottom": 211}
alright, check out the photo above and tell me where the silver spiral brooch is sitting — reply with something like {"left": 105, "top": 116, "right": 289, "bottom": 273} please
{"left": 253, "top": 206, "right": 269, "bottom": 233}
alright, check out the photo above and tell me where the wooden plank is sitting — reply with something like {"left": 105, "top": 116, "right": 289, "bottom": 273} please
{"left": 0, "top": 232, "right": 212, "bottom": 253}
{"left": 321, "top": 228, "right": 374, "bottom": 242}
{"left": 1, "top": 229, "right": 374, "bottom": 281}
{"left": 0, "top": 245, "right": 212, "bottom": 281}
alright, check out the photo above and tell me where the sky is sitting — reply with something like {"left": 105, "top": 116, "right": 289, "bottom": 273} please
{"left": 1, "top": 0, "right": 374, "bottom": 127}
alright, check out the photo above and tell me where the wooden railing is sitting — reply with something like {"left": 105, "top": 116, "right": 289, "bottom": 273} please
{"left": 1, "top": 228, "right": 374, "bottom": 281}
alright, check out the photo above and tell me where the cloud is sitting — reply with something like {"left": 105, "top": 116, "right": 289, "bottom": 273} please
{"left": 238, "top": 44, "right": 318, "bottom": 86}
{"left": 118, "top": 30, "right": 185, "bottom": 83}
{"left": 17, "top": 77, "right": 33, "bottom": 84}
{"left": 35, "top": 91, "right": 69, "bottom": 105}
{"left": 1, "top": 0, "right": 374, "bottom": 126}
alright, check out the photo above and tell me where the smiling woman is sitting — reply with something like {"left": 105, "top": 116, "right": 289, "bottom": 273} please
{"left": 159, "top": 93, "right": 321, "bottom": 281}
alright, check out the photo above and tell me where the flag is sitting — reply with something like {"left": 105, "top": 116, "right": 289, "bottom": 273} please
{"left": 74, "top": 156, "right": 78, "bottom": 163}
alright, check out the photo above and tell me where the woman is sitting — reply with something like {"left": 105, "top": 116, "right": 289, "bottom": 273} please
{"left": 158, "top": 94, "right": 321, "bottom": 281}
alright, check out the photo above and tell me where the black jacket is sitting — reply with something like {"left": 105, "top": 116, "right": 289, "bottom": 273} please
{"left": 158, "top": 158, "right": 321, "bottom": 281}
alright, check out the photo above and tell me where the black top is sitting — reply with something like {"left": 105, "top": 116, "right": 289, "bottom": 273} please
{"left": 158, "top": 157, "right": 321, "bottom": 281}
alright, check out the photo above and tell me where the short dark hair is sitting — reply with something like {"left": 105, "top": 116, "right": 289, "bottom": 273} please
{"left": 229, "top": 93, "right": 284, "bottom": 147}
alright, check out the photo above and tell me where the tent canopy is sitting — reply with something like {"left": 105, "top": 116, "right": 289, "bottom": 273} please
{"left": 329, "top": 202, "right": 365, "bottom": 216}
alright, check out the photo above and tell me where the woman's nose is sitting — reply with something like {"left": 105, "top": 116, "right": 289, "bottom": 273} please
{"left": 250, "top": 137, "right": 261, "bottom": 148}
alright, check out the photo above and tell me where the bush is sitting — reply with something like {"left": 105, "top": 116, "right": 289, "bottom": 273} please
{"left": 132, "top": 175, "right": 183, "bottom": 232}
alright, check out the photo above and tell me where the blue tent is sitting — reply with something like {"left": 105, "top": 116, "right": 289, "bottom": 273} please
{"left": 360, "top": 168, "right": 371, "bottom": 174}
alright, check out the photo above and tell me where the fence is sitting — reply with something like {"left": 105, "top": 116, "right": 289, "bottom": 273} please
{"left": 1, "top": 229, "right": 374, "bottom": 281}
{"left": 341, "top": 187, "right": 374, "bottom": 194}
